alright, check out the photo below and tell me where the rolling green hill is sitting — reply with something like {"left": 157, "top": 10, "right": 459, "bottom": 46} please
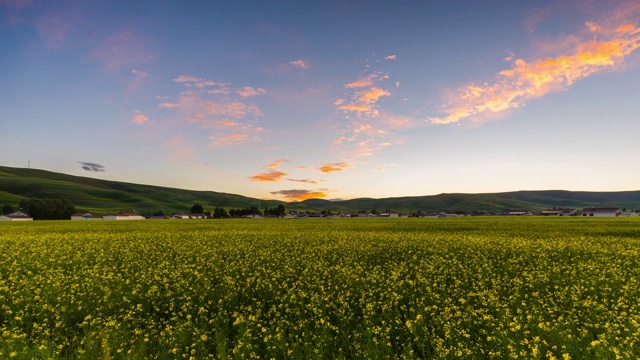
{"left": 1, "top": 165, "right": 640, "bottom": 215}
{"left": 0, "top": 166, "right": 284, "bottom": 214}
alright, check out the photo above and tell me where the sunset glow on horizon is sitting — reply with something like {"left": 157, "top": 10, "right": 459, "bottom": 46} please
{"left": 2, "top": 1, "right": 640, "bottom": 201}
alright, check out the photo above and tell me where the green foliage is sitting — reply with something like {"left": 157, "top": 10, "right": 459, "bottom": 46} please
{"left": 18, "top": 198, "right": 76, "bottom": 220}
{"left": 1, "top": 218, "right": 640, "bottom": 359}
{"left": 2, "top": 203, "right": 13, "bottom": 214}
{"left": 190, "top": 203, "right": 204, "bottom": 214}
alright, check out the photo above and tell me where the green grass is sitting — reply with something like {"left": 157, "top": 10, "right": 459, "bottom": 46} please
{"left": 3, "top": 165, "right": 640, "bottom": 215}
{"left": 1, "top": 217, "right": 640, "bottom": 359}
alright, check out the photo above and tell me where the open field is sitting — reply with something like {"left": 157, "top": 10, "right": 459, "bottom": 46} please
{"left": 1, "top": 217, "right": 639, "bottom": 359}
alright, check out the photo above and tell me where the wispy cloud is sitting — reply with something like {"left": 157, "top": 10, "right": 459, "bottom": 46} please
{"left": 132, "top": 111, "right": 149, "bottom": 125}
{"left": 266, "top": 159, "right": 288, "bottom": 168}
{"left": 248, "top": 170, "right": 289, "bottom": 182}
{"left": 79, "top": 162, "right": 105, "bottom": 172}
{"left": 236, "top": 86, "right": 266, "bottom": 98}
{"left": 287, "top": 178, "right": 319, "bottom": 184}
{"left": 319, "top": 162, "right": 351, "bottom": 173}
{"left": 89, "top": 29, "right": 154, "bottom": 72}
{"left": 161, "top": 75, "right": 266, "bottom": 146}
{"left": 289, "top": 59, "right": 309, "bottom": 69}
{"left": 430, "top": 7, "right": 640, "bottom": 124}
{"left": 385, "top": 54, "right": 397, "bottom": 60}
{"left": 270, "top": 189, "right": 327, "bottom": 200}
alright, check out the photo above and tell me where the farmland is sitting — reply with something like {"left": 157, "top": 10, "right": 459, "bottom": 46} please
{"left": 1, "top": 218, "right": 639, "bottom": 359}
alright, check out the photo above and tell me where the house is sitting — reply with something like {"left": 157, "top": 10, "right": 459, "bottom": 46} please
{"left": 0, "top": 210, "right": 33, "bottom": 221}
{"left": 541, "top": 208, "right": 579, "bottom": 216}
{"left": 580, "top": 208, "right": 622, "bottom": 217}
{"left": 103, "top": 212, "right": 145, "bottom": 220}
{"left": 172, "top": 214, "right": 191, "bottom": 219}
{"left": 503, "top": 210, "right": 533, "bottom": 216}
{"left": 71, "top": 212, "right": 102, "bottom": 220}
{"left": 379, "top": 212, "right": 400, "bottom": 218}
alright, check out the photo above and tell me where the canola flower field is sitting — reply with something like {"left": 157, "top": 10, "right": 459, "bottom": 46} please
{"left": 1, "top": 217, "right": 639, "bottom": 359}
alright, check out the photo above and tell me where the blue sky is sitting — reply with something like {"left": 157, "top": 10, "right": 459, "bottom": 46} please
{"left": 2, "top": 0, "right": 640, "bottom": 201}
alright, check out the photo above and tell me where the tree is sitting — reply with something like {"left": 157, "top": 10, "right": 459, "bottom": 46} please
{"left": 277, "top": 204, "right": 285, "bottom": 217}
{"left": 19, "top": 198, "right": 76, "bottom": 220}
{"left": 2, "top": 204, "right": 13, "bottom": 214}
{"left": 191, "top": 203, "right": 204, "bottom": 214}
{"left": 152, "top": 210, "right": 165, "bottom": 217}
{"left": 213, "top": 207, "right": 229, "bottom": 219}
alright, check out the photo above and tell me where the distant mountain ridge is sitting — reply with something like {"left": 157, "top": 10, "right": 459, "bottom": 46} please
{"left": 1, "top": 165, "right": 640, "bottom": 215}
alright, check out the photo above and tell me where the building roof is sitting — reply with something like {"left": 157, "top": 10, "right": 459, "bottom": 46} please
{"left": 581, "top": 207, "right": 621, "bottom": 214}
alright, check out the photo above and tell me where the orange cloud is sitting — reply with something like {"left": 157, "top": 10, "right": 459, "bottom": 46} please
{"left": 319, "top": 162, "right": 351, "bottom": 173}
{"left": 430, "top": 19, "right": 640, "bottom": 124}
{"left": 345, "top": 78, "right": 374, "bottom": 88}
{"left": 159, "top": 102, "right": 178, "bottom": 108}
{"left": 132, "top": 111, "right": 148, "bottom": 125}
{"left": 248, "top": 170, "right": 289, "bottom": 182}
{"left": 385, "top": 54, "right": 397, "bottom": 60}
{"left": 287, "top": 178, "right": 319, "bottom": 184}
{"left": 265, "top": 160, "right": 287, "bottom": 169}
{"left": 357, "top": 87, "right": 390, "bottom": 104}
{"left": 270, "top": 189, "right": 327, "bottom": 200}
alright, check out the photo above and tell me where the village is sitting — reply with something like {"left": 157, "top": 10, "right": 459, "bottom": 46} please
{"left": 1, "top": 207, "right": 637, "bottom": 221}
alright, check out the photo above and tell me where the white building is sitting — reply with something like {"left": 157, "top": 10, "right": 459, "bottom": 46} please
{"left": 0, "top": 210, "right": 33, "bottom": 221}
{"left": 103, "top": 212, "right": 145, "bottom": 220}
{"left": 580, "top": 208, "right": 622, "bottom": 217}
{"left": 71, "top": 212, "right": 102, "bottom": 220}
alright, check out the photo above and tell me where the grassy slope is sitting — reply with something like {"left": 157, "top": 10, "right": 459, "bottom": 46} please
{"left": 0, "top": 166, "right": 285, "bottom": 214}
{"left": 2, "top": 165, "right": 640, "bottom": 214}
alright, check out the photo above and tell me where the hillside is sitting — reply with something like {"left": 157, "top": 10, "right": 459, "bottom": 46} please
{"left": 2, "top": 166, "right": 640, "bottom": 215}
{"left": 0, "top": 166, "right": 285, "bottom": 214}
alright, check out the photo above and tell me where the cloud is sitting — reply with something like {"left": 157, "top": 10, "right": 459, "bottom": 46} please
{"left": 209, "top": 132, "right": 263, "bottom": 147}
{"left": 79, "top": 162, "right": 105, "bottom": 172}
{"left": 287, "top": 178, "right": 319, "bottom": 184}
{"left": 290, "top": 59, "right": 309, "bottom": 69}
{"left": 33, "top": 11, "right": 75, "bottom": 48}
{"left": 248, "top": 170, "right": 289, "bottom": 182}
{"left": 132, "top": 111, "right": 149, "bottom": 125}
{"left": 236, "top": 86, "right": 266, "bottom": 98}
{"left": 385, "top": 54, "right": 397, "bottom": 60}
{"left": 265, "top": 159, "right": 288, "bottom": 168}
{"left": 374, "top": 166, "right": 386, "bottom": 172}
{"left": 430, "top": 11, "right": 640, "bottom": 124}
{"left": 89, "top": 29, "right": 154, "bottom": 72}
{"left": 270, "top": 189, "right": 327, "bottom": 200}
{"left": 159, "top": 102, "right": 178, "bottom": 108}
{"left": 319, "top": 162, "right": 351, "bottom": 173}
{"left": 131, "top": 69, "right": 147, "bottom": 77}
{"left": 1, "top": 0, "right": 33, "bottom": 10}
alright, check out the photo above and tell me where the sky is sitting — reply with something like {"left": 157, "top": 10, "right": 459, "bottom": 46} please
{"left": 2, "top": 0, "right": 640, "bottom": 201}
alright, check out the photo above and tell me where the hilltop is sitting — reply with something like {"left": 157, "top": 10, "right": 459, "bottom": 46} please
{"left": 2, "top": 166, "right": 640, "bottom": 215}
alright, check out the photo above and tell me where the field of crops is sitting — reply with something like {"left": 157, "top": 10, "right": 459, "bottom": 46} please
{"left": 1, "top": 217, "right": 639, "bottom": 359}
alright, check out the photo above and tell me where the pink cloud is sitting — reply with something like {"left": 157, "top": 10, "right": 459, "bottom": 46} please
{"left": 290, "top": 59, "right": 309, "bottom": 69}
{"left": 132, "top": 111, "right": 149, "bottom": 125}
{"left": 89, "top": 30, "right": 154, "bottom": 72}
{"left": 385, "top": 54, "right": 397, "bottom": 60}
{"left": 236, "top": 86, "right": 266, "bottom": 98}
{"left": 33, "top": 12, "right": 75, "bottom": 48}
{"left": 0, "top": 0, "right": 33, "bottom": 9}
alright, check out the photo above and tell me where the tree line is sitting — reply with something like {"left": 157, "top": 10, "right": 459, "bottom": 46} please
{"left": 2, "top": 198, "right": 77, "bottom": 220}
